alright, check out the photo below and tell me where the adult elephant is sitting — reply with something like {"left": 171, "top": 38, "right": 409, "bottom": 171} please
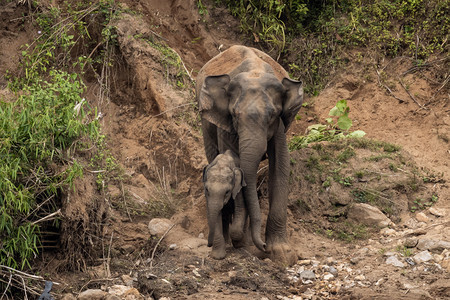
{"left": 196, "top": 45, "right": 303, "bottom": 264}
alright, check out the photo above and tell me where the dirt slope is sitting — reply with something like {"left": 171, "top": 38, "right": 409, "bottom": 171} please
{"left": 0, "top": 1, "right": 449, "bottom": 299}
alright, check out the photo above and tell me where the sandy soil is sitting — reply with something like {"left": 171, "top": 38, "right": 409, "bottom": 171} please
{"left": 0, "top": 0, "right": 449, "bottom": 299}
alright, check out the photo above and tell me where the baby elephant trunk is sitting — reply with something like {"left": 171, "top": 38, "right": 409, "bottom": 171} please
{"left": 207, "top": 202, "right": 222, "bottom": 247}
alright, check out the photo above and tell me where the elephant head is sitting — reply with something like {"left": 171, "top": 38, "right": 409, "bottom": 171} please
{"left": 198, "top": 70, "right": 303, "bottom": 252}
{"left": 202, "top": 150, "right": 246, "bottom": 251}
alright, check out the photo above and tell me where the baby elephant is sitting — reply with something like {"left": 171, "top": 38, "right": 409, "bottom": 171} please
{"left": 203, "top": 150, "right": 247, "bottom": 259}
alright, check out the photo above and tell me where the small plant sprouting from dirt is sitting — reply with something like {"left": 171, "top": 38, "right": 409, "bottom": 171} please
{"left": 410, "top": 194, "right": 439, "bottom": 213}
{"left": 289, "top": 99, "right": 366, "bottom": 150}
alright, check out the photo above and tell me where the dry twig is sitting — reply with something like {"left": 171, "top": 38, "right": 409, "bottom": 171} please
{"left": 149, "top": 223, "right": 176, "bottom": 269}
{"left": 376, "top": 69, "right": 406, "bottom": 103}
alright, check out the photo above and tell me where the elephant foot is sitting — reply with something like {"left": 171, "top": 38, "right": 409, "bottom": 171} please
{"left": 210, "top": 246, "right": 226, "bottom": 260}
{"left": 265, "top": 237, "right": 297, "bottom": 266}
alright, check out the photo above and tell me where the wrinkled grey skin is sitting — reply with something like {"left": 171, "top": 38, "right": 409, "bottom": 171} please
{"left": 203, "top": 150, "right": 247, "bottom": 259}
{"left": 197, "top": 45, "right": 303, "bottom": 264}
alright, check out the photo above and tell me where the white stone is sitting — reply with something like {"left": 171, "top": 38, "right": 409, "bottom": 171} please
{"left": 380, "top": 227, "right": 397, "bottom": 236}
{"left": 148, "top": 218, "right": 173, "bottom": 236}
{"left": 354, "top": 275, "right": 366, "bottom": 281}
{"left": 347, "top": 203, "right": 392, "bottom": 227}
{"left": 300, "top": 270, "right": 316, "bottom": 280}
{"left": 413, "top": 250, "right": 433, "bottom": 263}
{"left": 323, "top": 273, "right": 334, "bottom": 280}
{"left": 415, "top": 212, "right": 429, "bottom": 223}
{"left": 429, "top": 207, "right": 446, "bottom": 217}
{"left": 386, "top": 256, "right": 405, "bottom": 268}
{"left": 78, "top": 289, "right": 108, "bottom": 300}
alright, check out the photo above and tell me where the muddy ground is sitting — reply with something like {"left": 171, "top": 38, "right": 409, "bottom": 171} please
{"left": 0, "top": 0, "right": 449, "bottom": 299}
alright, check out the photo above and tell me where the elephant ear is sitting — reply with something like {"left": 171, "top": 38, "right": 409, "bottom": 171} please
{"left": 232, "top": 167, "right": 246, "bottom": 199}
{"left": 198, "top": 74, "right": 233, "bottom": 132}
{"left": 281, "top": 78, "right": 304, "bottom": 132}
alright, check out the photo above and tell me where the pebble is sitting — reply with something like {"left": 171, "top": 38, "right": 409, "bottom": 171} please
{"left": 354, "top": 275, "right": 366, "bottom": 281}
{"left": 323, "top": 273, "right": 334, "bottom": 281}
{"left": 380, "top": 227, "right": 397, "bottom": 236}
{"left": 300, "top": 270, "right": 316, "bottom": 281}
{"left": 386, "top": 256, "right": 405, "bottom": 268}
{"left": 415, "top": 212, "right": 429, "bottom": 223}
{"left": 169, "top": 243, "right": 177, "bottom": 250}
{"left": 429, "top": 207, "right": 446, "bottom": 217}
{"left": 328, "top": 266, "right": 338, "bottom": 275}
{"left": 404, "top": 237, "right": 418, "bottom": 248}
{"left": 298, "top": 259, "right": 311, "bottom": 265}
{"left": 413, "top": 250, "right": 433, "bottom": 264}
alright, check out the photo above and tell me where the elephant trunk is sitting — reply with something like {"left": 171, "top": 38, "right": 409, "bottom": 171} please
{"left": 239, "top": 133, "right": 267, "bottom": 252}
{"left": 207, "top": 201, "right": 222, "bottom": 247}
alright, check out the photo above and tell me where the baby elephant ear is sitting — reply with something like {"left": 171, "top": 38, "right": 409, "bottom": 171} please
{"left": 281, "top": 78, "right": 304, "bottom": 132}
{"left": 232, "top": 168, "right": 246, "bottom": 199}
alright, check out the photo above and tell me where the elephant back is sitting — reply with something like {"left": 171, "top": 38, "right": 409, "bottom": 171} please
{"left": 196, "top": 45, "right": 289, "bottom": 95}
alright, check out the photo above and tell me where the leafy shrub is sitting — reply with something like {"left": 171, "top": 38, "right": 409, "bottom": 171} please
{"left": 289, "top": 99, "right": 365, "bottom": 150}
{"left": 0, "top": 71, "right": 99, "bottom": 269}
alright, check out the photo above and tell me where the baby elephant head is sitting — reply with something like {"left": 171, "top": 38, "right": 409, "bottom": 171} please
{"left": 203, "top": 150, "right": 246, "bottom": 248}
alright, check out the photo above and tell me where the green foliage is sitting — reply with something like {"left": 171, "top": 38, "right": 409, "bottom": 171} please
{"left": 0, "top": 0, "right": 124, "bottom": 271}
{"left": 289, "top": 100, "right": 366, "bottom": 150}
{"left": 0, "top": 71, "right": 99, "bottom": 270}
{"left": 410, "top": 194, "right": 439, "bottom": 212}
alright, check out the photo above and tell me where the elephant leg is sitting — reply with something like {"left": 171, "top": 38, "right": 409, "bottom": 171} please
{"left": 211, "top": 211, "right": 226, "bottom": 260}
{"left": 230, "top": 193, "right": 247, "bottom": 248}
{"left": 265, "top": 123, "right": 297, "bottom": 265}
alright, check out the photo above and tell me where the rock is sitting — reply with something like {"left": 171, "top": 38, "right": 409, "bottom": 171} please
{"left": 415, "top": 212, "right": 429, "bottom": 223}
{"left": 386, "top": 256, "right": 405, "bottom": 268}
{"left": 105, "top": 295, "right": 121, "bottom": 300}
{"left": 417, "top": 239, "right": 450, "bottom": 253}
{"left": 354, "top": 274, "right": 366, "bottom": 281}
{"left": 60, "top": 294, "right": 76, "bottom": 300}
{"left": 108, "top": 285, "right": 143, "bottom": 299}
{"left": 148, "top": 218, "right": 173, "bottom": 236}
{"left": 78, "top": 289, "right": 108, "bottom": 300}
{"left": 169, "top": 243, "right": 177, "bottom": 250}
{"left": 297, "top": 259, "right": 311, "bottom": 266}
{"left": 350, "top": 256, "right": 363, "bottom": 264}
{"left": 328, "top": 266, "right": 338, "bottom": 275}
{"left": 347, "top": 203, "right": 391, "bottom": 227}
{"left": 413, "top": 250, "right": 433, "bottom": 264}
{"left": 441, "top": 259, "right": 450, "bottom": 272}
{"left": 405, "top": 257, "right": 415, "bottom": 266}
{"left": 121, "top": 274, "right": 135, "bottom": 286}
{"left": 429, "top": 207, "right": 446, "bottom": 217}
{"left": 380, "top": 227, "right": 397, "bottom": 236}
{"left": 434, "top": 254, "right": 444, "bottom": 263}
{"left": 178, "top": 237, "right": 208, "bottom": 250}
{"left": 404, "top": 237, "right": 418, "bottom": 248}
{"left": 300, "top": 270, "right": 316, "bottom": 281}
{"left": 323, "top": 273, "right": 334, "bottom": 280}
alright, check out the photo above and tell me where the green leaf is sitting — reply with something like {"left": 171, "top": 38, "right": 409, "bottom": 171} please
{"left": 337, "top": 114, "right": 352, "bottom": 131}
{"left": 348, "top": 130, "right": 366, "bottom": 138}
{"left": 328, "top": 106, "right": 340, "bottom": 116}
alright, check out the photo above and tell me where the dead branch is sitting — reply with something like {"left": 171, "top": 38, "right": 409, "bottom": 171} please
{"left": 398, "top": 78, "right": 427, "bottom": 110}
{"left": 149, "top": 223, "right": 176, "bottom": 269}
{"left": 376, "top": 69, "right": 407, "bottom": 103}
{"left": 31, "top": 209, "right": 62, "bottom": 225}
